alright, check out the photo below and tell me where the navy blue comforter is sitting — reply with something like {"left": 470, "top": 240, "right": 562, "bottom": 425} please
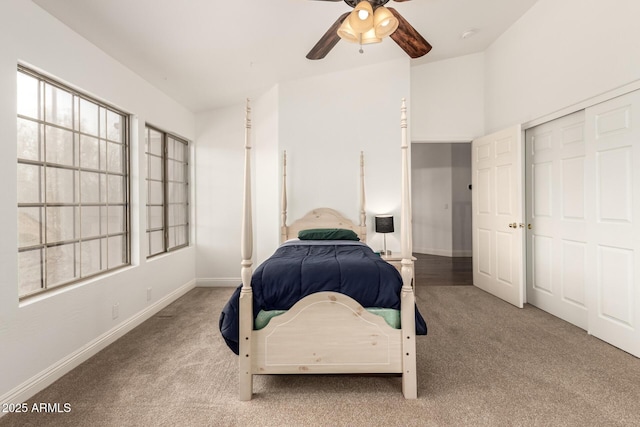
{"left": 219, "top": 241, "right": 427, "bottom": 354}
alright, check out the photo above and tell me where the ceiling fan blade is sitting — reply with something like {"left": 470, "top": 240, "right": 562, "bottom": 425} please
{"left": 387, "top": 7, "right": 432, "bottom": 58}
{"left": 306, "top": 12, "right": 350, "bottom": 60}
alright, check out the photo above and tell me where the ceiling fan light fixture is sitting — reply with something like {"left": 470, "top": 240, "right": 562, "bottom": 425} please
{"left": 306, "top": 1, "right": 433, "bottom": 60}
{"left": 349, "top": 1, "right": 374, "bottom": 33}
{"left": 337, "top": 17, "right": 359, "bottom": 43}
{"left": 360, "top": 26, "right": 382, "bottom": 45}
{"left": 373, "top": 6, "right": 399, "bottom": 38}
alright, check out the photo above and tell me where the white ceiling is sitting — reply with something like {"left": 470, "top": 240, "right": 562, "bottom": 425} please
{"left": 33, "top": 0, "right": 539, "bottom": 113}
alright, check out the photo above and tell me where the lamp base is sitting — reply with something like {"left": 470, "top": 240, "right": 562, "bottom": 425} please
{"left": 382, "top": 234, "right": 391, "bottom": 257}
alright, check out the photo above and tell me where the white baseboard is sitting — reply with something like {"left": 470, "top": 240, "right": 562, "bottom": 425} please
{"left": 0, "top": 279, "right": 196, "bottom": 412}
{"left": 413, "top": 247, "right": 453, "bottom": 257}
{"left": 414, "top": 248, "right": 472, "bottom": 258}
{"left": 196, "top": 278, "right": 240, "bottom": 287}
{"left": 452, "top": 250, "right": 472, "bottom": 257}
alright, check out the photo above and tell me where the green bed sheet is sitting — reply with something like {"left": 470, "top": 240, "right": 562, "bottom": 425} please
{"left": 254, "top": 307, "right": 401, "bottom": 330}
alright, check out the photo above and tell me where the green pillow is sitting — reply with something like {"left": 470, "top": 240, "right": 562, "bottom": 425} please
{"left": 298, "top": 228, "right": 360, "bottom": 241}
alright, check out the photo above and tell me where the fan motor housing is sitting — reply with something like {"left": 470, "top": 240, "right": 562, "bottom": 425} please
{"left": 344, "top": 0, "right": 391, "bottom": 8}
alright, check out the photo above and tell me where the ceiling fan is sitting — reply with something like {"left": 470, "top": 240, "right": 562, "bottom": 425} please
{"left": 306, "top": 0, "right": 432, "bottom": 60}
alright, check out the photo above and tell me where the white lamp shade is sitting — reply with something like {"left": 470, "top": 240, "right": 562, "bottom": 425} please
{"left": 360, "top": 27, "right": 382, "bottom": 45}
{"left": 349, "top": 1, "right": 374, "bottom": 33}
{"left": 373, "top": 6, "right": 399, "bottom": 38}
{"left": 337, "top": 17, "right": 359, "bottom": 43}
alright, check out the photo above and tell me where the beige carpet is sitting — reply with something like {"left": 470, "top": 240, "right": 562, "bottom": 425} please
{"left": 2, "top": 285, "right": 639, "bottom": 427}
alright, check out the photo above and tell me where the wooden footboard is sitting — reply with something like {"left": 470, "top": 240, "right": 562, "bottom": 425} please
{"left": 252, "top": 292, "right": 403, "bottom": 374}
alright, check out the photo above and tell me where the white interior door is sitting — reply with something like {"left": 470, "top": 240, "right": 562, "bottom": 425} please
{"left": 525, "top": 111, "right": 588, "bottom": 329}
{"left": 472, "top": 125, "right": 524, "bottom": 308}
{"left": 585, "top": 91, "right": 640, "bottom": 357}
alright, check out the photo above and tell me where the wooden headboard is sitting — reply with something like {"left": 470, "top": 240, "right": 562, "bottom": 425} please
{"left": 279, "top": 152, "right": 367, "bottom": 244}
{"left": 281, "top": 208, "right": 367, "bottom": 243}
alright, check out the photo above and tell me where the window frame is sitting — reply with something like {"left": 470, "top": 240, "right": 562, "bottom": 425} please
{"left": 17, "top": 65, "right": 131, "bottom": 300}
{"left": 145, "top": 125, "right": 190, "bottom": 258}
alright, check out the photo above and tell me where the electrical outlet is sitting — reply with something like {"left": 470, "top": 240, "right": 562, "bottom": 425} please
{"left": 112, "top": 303, "right": 119, "bottom": 320}
{"left": 147, "top": 287, "right": 152, "bottom": 302}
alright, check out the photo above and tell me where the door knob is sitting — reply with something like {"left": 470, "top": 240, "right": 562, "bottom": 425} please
{"left": 508, "top": 223, "right": 517, "bottom": 228}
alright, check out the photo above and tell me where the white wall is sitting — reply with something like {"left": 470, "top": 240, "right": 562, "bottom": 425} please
{"left": 412, "top": 143, "right": 453, "bottom": 255}
{"left": 254, "top": 87, "right": 280, "bottom": 264}
{"left": 194, "top": 87, "right": 281, "bottom": 285}
{"left": 279, "top": 58, "right": 411, "bottom": 254}
{"left": 485, "top": 0, "right": 640, "bottom": 132}
{"left": 0, "top": 0, "right": 196, "bottom": 405}
{"left": 408, "top": 51, "right": 481, "bottom": 258}
{"left": 194, "top": 104, "right": 246, "bottom": 284}
{"left": 451, "top": 143, "right": 472, "bottom": 256}
{"left": 410, "top": 53, "right": 485, "bottom": 142}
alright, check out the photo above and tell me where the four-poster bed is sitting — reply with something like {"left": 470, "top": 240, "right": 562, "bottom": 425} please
{"left": 220, "top": 99, "right": 423, "bottom": 400}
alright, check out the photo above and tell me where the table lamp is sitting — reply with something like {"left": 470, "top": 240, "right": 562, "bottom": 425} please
{"left": 375, "top": 215, "right": 394, "bottom": 255}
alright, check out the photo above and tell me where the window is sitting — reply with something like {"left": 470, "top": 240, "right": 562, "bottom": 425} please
{"left": 17, "top": 66, "right": 130, "bottom": 298}
{"left": 145, "top": 126, "right": 189, "bottom": 257}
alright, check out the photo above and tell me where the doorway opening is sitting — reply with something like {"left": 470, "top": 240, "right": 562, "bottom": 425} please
{"left": 411, "top": 142, "right": 472, "bottom": 286}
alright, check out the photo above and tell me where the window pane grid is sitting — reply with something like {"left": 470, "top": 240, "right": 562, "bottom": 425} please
{"left": 17, "top": 66, "right": 130, "bottom": 299}
{"left": 145, "top": 126, "right": 189, "bottom": 257}
{"left": 17, "top": 160, "right": 127, "bottom": 178}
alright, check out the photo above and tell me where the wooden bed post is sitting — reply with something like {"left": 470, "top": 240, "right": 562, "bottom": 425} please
{"left": 239, "top": 99, "right": 254, "bottom": 401}
{"left": 280, "top": 150, "right": 288, "bottom": 243}
{"left": 360, "top": 151, "right": 367, "bottom": 239}
{"left": 399, "top": 98, "right": 418, "bottom": 399}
